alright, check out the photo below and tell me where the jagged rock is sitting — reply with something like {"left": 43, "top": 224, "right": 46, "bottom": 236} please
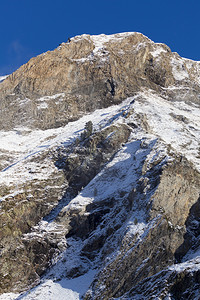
{"left": 119, "top": 262, "right": 200, "bottom": 299}
{"left": 61, "top": 123, "right": 131, "bottom": 193}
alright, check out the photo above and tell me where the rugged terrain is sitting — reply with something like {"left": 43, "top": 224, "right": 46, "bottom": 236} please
{"left": 0, "top": 32, "right": 200, "bottom": 299}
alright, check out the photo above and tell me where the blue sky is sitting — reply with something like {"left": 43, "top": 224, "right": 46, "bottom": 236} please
{"left": 0, "top": 0, "right": 200, "bottom": 75}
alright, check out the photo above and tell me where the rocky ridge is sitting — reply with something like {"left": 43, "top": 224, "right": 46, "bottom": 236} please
{"left": 1, "top": 32, "right": 200, "bottom": 130}
{"left": 0, "top": 32, "right": 200, "bottom": 299}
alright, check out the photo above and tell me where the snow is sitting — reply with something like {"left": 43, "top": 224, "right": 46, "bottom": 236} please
{"left": 71, "top": 32, "right": 174, "bottom": 67}
{"left": 16, "top": 269, "right": 96, "bottom": 300}
{"left": 64, "top": 135, "right": 164, "bottom": 212}
{"left": 37, "top": 102, "right": 48, "bottom": 109}
{"left": 0, "top": 267, "right": 96, "bottom": 300}
{"left": 37, "top": 93, "right": 65, "bottom": 102}
{"left": 0, "top": 97, "right": 131, "bottom": 157}
{"left": 19, "top": 98, "right": 31, "bottom": 106}
{"left": 126, "top": 220, "right": 146, "bottom": 239}
{"left": 0, "top": 98, "right": 132, "bottom": 186}
{"left": 0, "top": 75, "right": 8, "bottom": 83}
{"left": 23, "top": 220, "right": 66, "bottom": 241}
{"left": 1, "top": 270, "right": 96, "bottom": 300}
{"left": 72, "top": 32, "right": 151, "bottom": 63}
{"left": 72, "top": 32, "right": 137, "bottom": 63}
{"left": 36, "top": 93, "right": 65, "bottom": 109}
{"left": 150, "top": 46, "right": 167, "bottom": 58}
{"left": 133, "top": 90, "right": 200, "bottom": 171}
{"left": 0, "top": 293, "right": 20, "bottom": 300}
{"left": 171, "top": 56, "right": 189, "bottom": 81}
{"left": 169, "top": 256, "right": 200, "bottom": 273}
{"left": 90, "top": 32, "right": 134, "bottom": 54}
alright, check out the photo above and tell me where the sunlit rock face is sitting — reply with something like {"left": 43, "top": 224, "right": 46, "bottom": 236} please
{"left": 1, "top": 32, "right": 200, "bottom": 131}
{"left": 0, "top": 33, "right": 200, "bottom": 299}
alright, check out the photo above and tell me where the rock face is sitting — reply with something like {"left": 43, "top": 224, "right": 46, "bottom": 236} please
{"left": 0, "top": 33, "right": 200, "bottom": 130}
{"left": 0, "top": 32, "right": 200, "bottom": 299}
{"left": 84, "top": 158, "right": 200, "bottom": 299}
{"left": 0, "top": 153, "right": 67, "bottom": 293}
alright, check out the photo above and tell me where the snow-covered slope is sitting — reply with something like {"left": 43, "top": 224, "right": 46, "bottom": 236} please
{"left": 0, "top": 33, "right": 200, "bottom": 299}
{"left": 1, "top": 90, "right": 200, "bottom": 299}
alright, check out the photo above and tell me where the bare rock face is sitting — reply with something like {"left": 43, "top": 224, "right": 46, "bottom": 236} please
{"left": 1, "top": 33, "right": 200, "bottom": 130}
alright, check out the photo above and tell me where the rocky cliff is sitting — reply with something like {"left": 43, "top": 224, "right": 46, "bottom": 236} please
{"left": 1, "top": 33, "right": 200, "bottom": 131}
{"left": 0, "top": 32, "right": 200, "bottom": 299}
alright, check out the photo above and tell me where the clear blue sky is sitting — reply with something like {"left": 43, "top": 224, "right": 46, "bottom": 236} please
{"left": 0, "top": 0, "right": 200, "bottom": 75}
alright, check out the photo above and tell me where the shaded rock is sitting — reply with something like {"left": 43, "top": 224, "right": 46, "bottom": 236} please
{"left": 0, "top": 156, "right": 67, "bottom": 293}
{"left": 84, "top": 158, "right": 200, "bottom": 299}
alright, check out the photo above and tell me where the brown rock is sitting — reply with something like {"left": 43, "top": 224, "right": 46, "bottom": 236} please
{"left": 0, "top": 33, "right": 200, "bottom": 130}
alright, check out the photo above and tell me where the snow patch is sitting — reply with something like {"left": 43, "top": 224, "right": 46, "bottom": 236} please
{"left": 133, "top": 90, "right": 200, "bottom": 171}
{"left": 18, "top": 269, "right": 96, "bottom": 300}
{"left": 169, "top": 257, "right": 200, "bottom": 273}
{"left": 150, "top": 46, "right": 167, "bottom": 58}
{"left": 37, "top": 102, "right": 48, "bottom": 109}
{"left": 0, "top": 75, "right": 9, "bottom": 83}
{"left": 0, "top": 293, "right": 19, "bottom": 300}
{"left": 37, "top": 93, "right": 65, "bottom": 102}
{"left": 171, "top": 57, "right": 189, "bottom": 81}
{"left": 91, "top": 32, "right": 137, "bottom": 54}
{"left": 18, "top": 98, "right": 31, "bottom": 106}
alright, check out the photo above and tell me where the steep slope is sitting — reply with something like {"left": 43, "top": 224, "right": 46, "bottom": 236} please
{"left": 0, "top": 33, "right": 200, "bottom": 299}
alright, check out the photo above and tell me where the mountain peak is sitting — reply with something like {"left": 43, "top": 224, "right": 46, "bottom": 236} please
{"left": 0, "top": 32, "right": 200, "bottom": 299}
{"left": 0, "top": 32, "right": 200, "bottom": 132}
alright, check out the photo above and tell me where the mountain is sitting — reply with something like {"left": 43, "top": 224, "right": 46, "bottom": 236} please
{"left": 0, "top": 32, "right": 200, "bottom": 300}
